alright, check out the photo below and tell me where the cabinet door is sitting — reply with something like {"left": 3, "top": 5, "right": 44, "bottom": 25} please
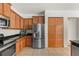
{"left": 28, "top": 18, "right": 33, "bottom": 30}
{"left": 15, "top": 14, "right": 20, "bottom": 29}
{"left": 33, "top": 16, "right": 39, "bottom": 24}
{"left": 16, "top": 40, "right": 21, "bottom": 55}
{"left": 25, "top": 37, "right": 27, "bottom": 47}
{"left": 39, "top": 16, "right": 44, "bottom": 24}
{"left": 19, "top": 17, "right": 21, "bottom": 29}
{"left": 0, "top": 3, "right": 3, "bottom": 15}
{"left": 3, "top": 3, "right": 11, "bottom": 17}
{"left": 23, "top": 37, "right": 26, "bottom": 48}
{"left": 10, "top": 10, "right": 16, "bottom": 28}
{"left": 24, "top": 19, "right": 29, "bottom": 30}
{"left": 21, "top": 38, "right": 24, "bottom": 50}
{"left": 21, "top": 18, "right": 24, "bottom": 29}
{"left": 27, "top": 36, "right": 32, "bottom": 47}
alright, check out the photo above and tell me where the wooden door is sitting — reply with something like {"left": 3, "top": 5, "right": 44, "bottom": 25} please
{"left": 10, "top": 10, "right": 16, "bottom": 28}
{"left": 55, "top": 24, "right": 64, "bottom": 47}
{"left": 0, "top": 3, "right": 3, "bottom": 15}
{"left": 48, "top": 17, "right": 64, "bottom": 47}
{"left": 3, "top": 3, "right": 11, "bottom": 17}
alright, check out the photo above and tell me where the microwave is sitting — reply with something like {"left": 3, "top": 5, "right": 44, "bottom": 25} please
{"left": 0, "top": 16, "right": 10, "bottom": 27}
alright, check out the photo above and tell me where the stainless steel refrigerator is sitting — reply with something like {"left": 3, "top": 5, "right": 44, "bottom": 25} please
{"left": 32, "top": 24, "right": 45, "bottom": 48}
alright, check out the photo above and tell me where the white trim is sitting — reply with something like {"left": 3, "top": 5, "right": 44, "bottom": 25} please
{"left": 11, "top": 6, "right": 44, "bottom": 18}
{"left": 11, "top": 6, "right": 23, "bottom": 17}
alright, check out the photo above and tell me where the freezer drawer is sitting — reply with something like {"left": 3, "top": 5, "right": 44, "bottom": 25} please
{"left": 32, "top": 38, "right": 44, "bottom": 49}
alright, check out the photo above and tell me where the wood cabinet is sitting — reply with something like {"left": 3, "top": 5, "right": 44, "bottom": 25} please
{"left": 20, "top": 18, "right": 24, "bottom": 29}
{"left": 24, "top": 18, "right": 33, "bottom": 30}
{"left": 0, "top": 3, "right": 3, "bottom": 15}
{"left": 48, "top": 17, "right": 64, "bottom": 47}
{"left": 16, "top": 36, "right": 32, "bottom": 55}
{"left": 0, "top": 3, "right": 25, "bottom": 29}
{"left": 0, "top": 3, "right": 11, "bottom": 17}
{"left": 10, "top": 10, "right": 16, "bottom": 28}
{"left": 16, "top": 36, "right": 27, "bottom": 55}
{"left": 10, "top": 10, "right": 21, "bottom": 29}
{"left": 26, "top": 36, "right": 32, "bottom": 47}
{"left": 20, "top": 38, "right": 24, "bottom": 50}
{"left": 28, "top": 18, "right": 33, "bottom": 30}
{"left": 21, "top": 37, "right": 26, "bottom": 49}
{"left": 33, "top": 16, "right": 39, "bottom": 24}
{"left": 3, "top": 3, "right": 11, "bottom": 18}
{"left": 24, "top": 19, "right": 29, "bottom": 30}
{"left": 33, "top": 16, "right": 44, "bottom": 24}
{"left": 39, "top": 16, "right": 44, "bottom": 24}
{"left": 16, "top": 39, "right": 21, "bottom": 55}
{"left": 15, "top": 14, "right": 20, "bottom": 29}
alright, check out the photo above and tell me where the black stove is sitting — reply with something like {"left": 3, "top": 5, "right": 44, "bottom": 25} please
{"left": 0, "top": 33, "right": 20, "bottom": 56}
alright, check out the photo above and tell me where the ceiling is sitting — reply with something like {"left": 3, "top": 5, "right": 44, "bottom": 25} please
{"left": 11, "top": 3, "right": 79, "bottom": 14}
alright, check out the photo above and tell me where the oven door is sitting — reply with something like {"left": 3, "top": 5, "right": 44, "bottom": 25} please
{"left": 0, "top": 41, "right": 16, "bottom": 56}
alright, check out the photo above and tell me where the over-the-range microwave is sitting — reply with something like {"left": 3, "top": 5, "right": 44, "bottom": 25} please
{"left": 0, "top": 16, "right": 10, "bottom": 27}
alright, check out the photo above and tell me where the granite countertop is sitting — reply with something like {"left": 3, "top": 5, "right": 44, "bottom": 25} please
{"left": 70, "top": 40, "right": 79, "bottom": 44}
{"left": 70, "top": 40, "right": 79, "bottom": 47}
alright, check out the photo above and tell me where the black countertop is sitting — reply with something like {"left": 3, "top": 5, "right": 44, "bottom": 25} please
{"left": 70, "top": 40, "right": 79, "bottom": 47}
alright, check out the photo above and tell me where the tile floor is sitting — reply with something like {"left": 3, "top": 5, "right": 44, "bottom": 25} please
{"left": 18, "top": 47, "right": 70, "bottom": 56}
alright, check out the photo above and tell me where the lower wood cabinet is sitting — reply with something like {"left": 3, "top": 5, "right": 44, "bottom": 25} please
{"left": 16, "top": 36, "right": 32, "bottom": 55}
{"left": 26, "top": 36, "right": 32, "bottom": 47}
{"left": 16, "top": 39, "right": 21, "bottom": 55}
{"left": 16, "top": 37, "right": 25, "bottom": 55}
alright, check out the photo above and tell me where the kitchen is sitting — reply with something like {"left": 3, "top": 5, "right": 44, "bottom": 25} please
{"left": 0, "top": 3, "right": 79, "bottom": 56}
{"left": 0, "top": 3, "right": 45, "bottom": 56}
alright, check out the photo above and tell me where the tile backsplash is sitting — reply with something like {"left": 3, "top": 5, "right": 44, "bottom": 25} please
{"left": 0, "top": 28, "right": 20, "bottom": 36}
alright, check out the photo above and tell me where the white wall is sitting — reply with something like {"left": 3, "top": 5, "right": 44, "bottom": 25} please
{"left": 67, "top": 18, "right": 77, "bottom": 45}
{"left": 45, "top": 10, "right": 79, "bottom": 48}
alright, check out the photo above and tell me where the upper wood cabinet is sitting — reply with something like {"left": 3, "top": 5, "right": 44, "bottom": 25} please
{"left": 33, "top": 16, "right": 39, "bottom": 24}
{"left": 0, "top": 3, "right": 11, "bottom": 18}
{"left": 0, "top": 3, "right": 3, "bottom": 15}
{"left": 28, "top": 18, "right": 33, "bottom": 30}
{"left": 3, "top": 3, "right": 11, "bottom": 18}
{"left": 10, "top": 10, "right": 16, "bottom": 28}
{"left": 15, "top": 14, "right": 20, "bottom": 29}
{"left": 33, "top": 16, "right": 45, "bottom": 24}
{"left": 20, "top": 18, "right": 24, "bottom": 29}
{"left": 39, "top": 16, "right": 44, "bottom": 24}
{"left": 24, "top": 19, "right": 29, "bottom": 30}
{"left": 24, "top": 18, "right": 33, "bottom": 30}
